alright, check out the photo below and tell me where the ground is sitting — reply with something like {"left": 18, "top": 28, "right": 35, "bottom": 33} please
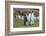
{"left": 13, "top": 18, "right": 39, "bottom": 28}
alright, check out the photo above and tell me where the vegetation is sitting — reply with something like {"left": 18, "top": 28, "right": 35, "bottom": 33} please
{"left": 13, "top": 18, "right": 39, "bottom": 28}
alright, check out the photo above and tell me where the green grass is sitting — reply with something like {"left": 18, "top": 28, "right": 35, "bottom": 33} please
{"left": 13, "top": 18, "right": 39, "bottom": 28}
{"left": 13, "top": 18, "right": 24, "bottom": 28}
{"left": 32, "top": 19, "right": 39, "bottom": 27}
